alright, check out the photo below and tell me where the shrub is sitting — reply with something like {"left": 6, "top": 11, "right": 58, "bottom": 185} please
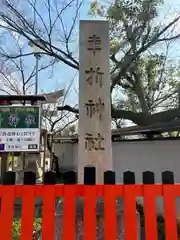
{"left": 12, "top": 218, "right": 42, "bottom": 240}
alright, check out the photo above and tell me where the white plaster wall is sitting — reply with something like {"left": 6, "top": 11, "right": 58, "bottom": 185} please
{"left": 112, "top": 140, "right": 180, "bottom": 184}
{"left": 112, "top": 140, "right": 180, "bottom": 217}
{"left": 54, "top": 140, "right": 180, "bottom": 183}
{"left": 54, "top": 140, "right": 180, "bottom": 216}
{"left": 54, "top": 142, "right": 76, "bottom": 170}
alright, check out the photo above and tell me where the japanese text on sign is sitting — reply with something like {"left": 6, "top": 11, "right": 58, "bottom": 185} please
{"left": 0, "top": 131, "right": 36, "bottom": 136}
{"left": 0, "top": 106, "right": 40, "bottom": 129}
{"left": 0, "top": 129, "right": 40, "bottom": 152}
{"left": 0, "top": 107, "right": 37, "bottom": 113}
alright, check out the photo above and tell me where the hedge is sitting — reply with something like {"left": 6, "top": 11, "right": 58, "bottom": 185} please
{"left": 12, "top": 218, "right": 42, "bottom": 240}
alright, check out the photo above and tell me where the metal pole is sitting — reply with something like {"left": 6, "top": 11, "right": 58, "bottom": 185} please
{"left": 50, "top": 134, "right": 54, "bottom": 170}
{"left": 12, "top": 152, "right": 14, "bottom": 171}
{"left": 1, "top": 153, "right": 7, "bottom": 180}
{"left": 35, "top": 53, "right": 43, "bottom": 180}
{"left": 35, "top": 54, "right": 39, "bottom": 95}
{"left": 42, "top": 131, "right": 47, "bottom": 174}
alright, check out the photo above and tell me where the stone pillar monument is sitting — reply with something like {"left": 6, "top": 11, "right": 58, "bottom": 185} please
{"left": 78, "top": 20, "right": 113, "bottom": 184}
{"left": 77, "top": 20, "right": 125, "bottom": 239}
{"left": 77, "top": 20, "right": 140, "bottom": 239}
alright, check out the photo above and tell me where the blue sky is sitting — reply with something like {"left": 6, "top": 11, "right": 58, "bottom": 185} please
{"left": 36, "top": 0, "right": 180, "bottom": 106}
{"left": 40, "top": 1, "right": 96, "bottom": 87}
{"left": 2, "top": 0, "right": 180, "bottom": 106}
{"left": 32, "top": 0, "right": 95, "bottom": 104}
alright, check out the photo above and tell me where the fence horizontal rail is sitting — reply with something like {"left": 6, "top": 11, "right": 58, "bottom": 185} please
{"left": 0, "top": 184, "right": 177, "bottom": 197}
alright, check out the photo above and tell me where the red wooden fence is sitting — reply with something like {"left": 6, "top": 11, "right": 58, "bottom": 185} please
{"left": 0, "top": 184, "right": 179, "bottom": 239}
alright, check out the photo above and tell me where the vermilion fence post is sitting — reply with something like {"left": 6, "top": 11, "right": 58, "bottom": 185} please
{"left": 84, "top": 185, "right": 96, "bottom": 240}
{"left": 104, "top": 185, "right": 118, "bottom": 240}
{"left": 20, "top": 186, "right": 35, "bottom": 240}
{"left": 163, "top": 185, "right": 178, "bottom": 240}
{"left": 20, "top": 172, "right": 36, "bottom": 240}
{"left": 0, "top": 172, "right": 16, "bottom": 240}
{"left": 124, "top": 185, "right": 142, "bottom": 240}
{"left": 162, "top": 171, "right": 178, "bottom": 240}
{"left": 143, "top": 171, "right": 159, "bottom": 240}
{"left": 62, "top": 185, "right": 76, "bottom": 240}
{"left": 41, "top": 185, "right": 56, "bottom": 240}
{"left": 0, "top": 186, "right": 14, "bottom": 240}
{"left": 104, "top": 171, "right": 118, "bottom": 240}
{"left": 143, "top": 185, "right": 161, "bottom": 240}
{"left": 41, "top": 171, "right": 56, "bottom": 240}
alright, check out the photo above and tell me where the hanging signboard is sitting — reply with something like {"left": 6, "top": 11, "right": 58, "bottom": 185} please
{"left": 0, "top": 106, "right": 40, "bottom": 152}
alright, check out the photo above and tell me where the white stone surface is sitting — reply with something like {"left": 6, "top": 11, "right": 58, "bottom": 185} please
{"left": 78, "top": 20, "right": 112, "bottom": 184}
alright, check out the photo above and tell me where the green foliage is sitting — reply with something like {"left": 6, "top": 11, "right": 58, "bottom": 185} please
{"left": 12, "top": 218, "right": 42, "bottom": 240}
{"left": 89, "top": 0, "right": 164, "bottom": 28}
{"left": 112, "top": 53, "right": 180, "bottom": 113}
{"left": 12, "top": 219, "right": 21, "bottom": 240}
{"left": 89, "top": 1, "right": 105, "bottom": 16}
{"left": 88, "top": 0, "right": 180, "bottom": 119}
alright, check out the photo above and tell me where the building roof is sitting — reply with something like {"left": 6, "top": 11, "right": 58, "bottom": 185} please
{"left": 112, "top": 118, "right": 180, "bottom": 136}
{"left": 0, "top": 95, "right": 46, "bottom": 102}
{"left": 52, "top": 118, "right": 180, "bottom": 143}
